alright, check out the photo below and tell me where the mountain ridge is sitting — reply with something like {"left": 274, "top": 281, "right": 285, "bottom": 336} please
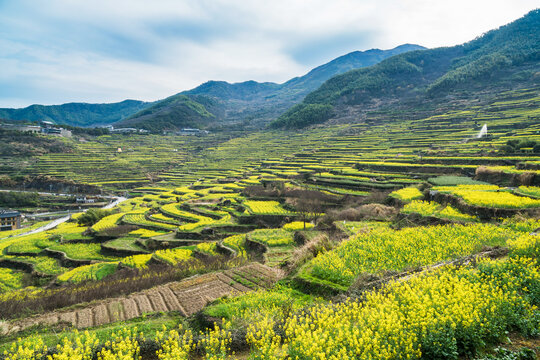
{"left": 0, "top": 44, "right": 425, "bottom": 130}
{"left": 182, "top": 44, "right": 426, "bottom": 103}
{"left": 271, "top": 9, "right": 540, "bottom": 128}
{"left": 121, "top": 44, "right": 425, "bottom": 131}
{"left": 0, "top": 100, "right": 152, "bottom": 127}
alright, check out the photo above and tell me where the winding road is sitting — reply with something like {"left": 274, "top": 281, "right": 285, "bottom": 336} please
{"left": 5, "top": 195, "right": 127, "bottom": 237}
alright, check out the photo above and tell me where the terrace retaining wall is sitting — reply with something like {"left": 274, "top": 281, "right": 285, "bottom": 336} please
{"left": 475, "top": 166, "right": 540, "bottom": 186}
{"left": 238, "top": 214, "right": 293, "bottom": 227}
{"left": 429, "top": 192, "right": 540, "bottom": 220}
{"left": 42, "top": 248, "right": 94, "bottom": 267}
{"left": 100, "top": 243, "right": 149, "bottom": 257}
{"left": 0, "top": 258, "right": 50, "bottom": 278}
{"left": 16, "top": 175, "right": 102, "bottom": 195}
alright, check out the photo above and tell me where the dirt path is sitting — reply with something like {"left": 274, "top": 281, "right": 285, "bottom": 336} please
{"left": 5, "top": 263, "right": 281, "bottom": 335}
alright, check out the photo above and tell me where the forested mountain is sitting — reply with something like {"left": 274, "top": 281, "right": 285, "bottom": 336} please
{"left": 115, "top": 95, "right": 224, "bottom": 132}
{"left": 0, "top": 45, "right": 421, "bottom": 131}
{"left": 184, "top": 44, "right": 424, "bottom": 103}
{"left": 271, "top": 9, "right": 540, "bottom": 128}
{"left": 279, "top": 44, "right": 425, "bottom": 100}
{"left": 120, "top": 44, "right": 424, "bottom": 131}
{"left": 0, "top": 100, "right": 152, "bottom": 127}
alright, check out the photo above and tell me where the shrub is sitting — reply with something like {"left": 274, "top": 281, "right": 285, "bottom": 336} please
{"left": 77, "top": 209, "right": 113, "bottom": 226}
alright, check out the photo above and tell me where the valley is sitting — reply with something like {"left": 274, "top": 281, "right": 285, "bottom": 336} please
{"left": 0, "top": 9, "right": 539, "bottom": 360}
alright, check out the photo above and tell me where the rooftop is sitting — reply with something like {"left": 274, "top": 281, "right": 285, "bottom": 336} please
{"left": 0, "top": 209, "right": 20, "bottom": 217}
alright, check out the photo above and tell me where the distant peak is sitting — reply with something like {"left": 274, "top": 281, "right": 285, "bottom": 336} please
{"left": 394, "top": 43, "right": 426, "bottom": 49}
{"left": 337, "top": 44, "right": 425, "bottom": 59}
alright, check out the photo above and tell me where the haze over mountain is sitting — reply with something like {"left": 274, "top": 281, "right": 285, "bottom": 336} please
{"left": 271, "top": 9, "right": 540, "bottom": 128}
{"left": 0, "top": 44, "right": 424, "bottom": 131}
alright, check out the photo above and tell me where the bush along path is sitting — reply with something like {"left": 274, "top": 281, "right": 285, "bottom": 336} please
{"left": 11, "top": 195, "right": 127, "bottom": 238}
{"left": 4, "top": 262, "right": 281, "bottom": 335}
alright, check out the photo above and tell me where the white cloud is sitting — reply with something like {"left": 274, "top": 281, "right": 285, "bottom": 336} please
{"left": 0, "top": 0, "right": 537, "bottom": 107}
{"left": 372, "top": 0, "right": 539, "bottom": 48}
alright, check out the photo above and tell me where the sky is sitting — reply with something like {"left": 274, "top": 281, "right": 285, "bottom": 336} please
{"left": 0, "top": 0, "right": 538, "bottom": 108}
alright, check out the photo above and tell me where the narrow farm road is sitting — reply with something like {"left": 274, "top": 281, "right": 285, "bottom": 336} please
{"left": 8, "top": 196, "right": 128, "bottom": 238}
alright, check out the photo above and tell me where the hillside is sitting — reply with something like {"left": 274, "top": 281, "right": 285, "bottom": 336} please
{"left": 122, "top": 44, "right": 424, "bottom": 131}
{"left": 2, "top": 83, "right": 540, "bottom": 358}
{"left": 115, "top": 94, "right": 223, "bottom": 132}
{"left": 279, "top": 43, "right": 425, "bottom": 100}
{"left": 0, "top": 100, "right": 152, "bottom": 127}
{"left": 272, "top": 9, "right": 540, "bottom": 128}
{"left": 0, "top": 45, "right": 422, "bottom": 131}
{"left": 185, "top": 44, "right": 424, "bottom": 103}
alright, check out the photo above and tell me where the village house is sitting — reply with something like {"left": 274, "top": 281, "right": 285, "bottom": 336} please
{"left": 40, "top": 121, "right": 72, "bottom": 137}
{"left": 0, "top": 209, "right": 21, "bottom": 231}
{"left": 76, "top": 196, "right": 96, "bottom": 204}
{"left": 177, "top": 128, "right": 209, "bottom": 136}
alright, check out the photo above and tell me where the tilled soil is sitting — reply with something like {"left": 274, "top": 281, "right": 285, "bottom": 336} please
{"left": 5, "top": 262, "right": 280, "bottom": 335}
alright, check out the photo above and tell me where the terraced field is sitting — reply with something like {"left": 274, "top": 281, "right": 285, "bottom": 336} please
{"left": 2, "top": 89, "right": 540, "bottom": 299}
{"left": 5, "top": 262, "right": 280, "bottom": 334}
{"left": 0, "top": 133, "right": 233, "bottom": 189}
{"left": 1, "top": 87, "right": 540, "bottom": 358}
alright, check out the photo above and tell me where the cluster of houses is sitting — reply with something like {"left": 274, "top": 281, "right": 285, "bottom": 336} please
{"left": 102, "top": 126, "right": 209, "bottom": 136}
{"left": 0, "top": 121, "right": 72, "bottom": 137}
{"left": 75, "top": 196, "right": 97, "bottom": 204}
{"left": 99, "top": 125, "right": 149, "bottom": 134}
{"left": 1, "top": 121, "right": 210, "bottom": 137}
{"left": 176, "top": 128, "right": 209, "bottom": 136}
{"left": 160, "top": 128, "right": 210, "bottom": 136}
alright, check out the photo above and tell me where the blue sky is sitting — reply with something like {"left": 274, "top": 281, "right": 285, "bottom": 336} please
{"left": 0, "top": 0, "right": 537, "bottom": 108}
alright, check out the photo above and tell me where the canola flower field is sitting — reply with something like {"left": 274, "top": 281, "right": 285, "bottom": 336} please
{"left": 401, "top": 200, "right": 478, "bottom": 222}
{"left": 1, "top": 233, "right": 538, "bottom": 359}
{"left": 305, "top": 223, "right": 522, "bottom": 288}
{"left": 434, "top": 185, "right": 540, "bottom": 209}
{"left": 244, "top": 200, "right": 295, "bottom": 215}
{"left": 389, "top": 187, "right": 424, "bottom": 202}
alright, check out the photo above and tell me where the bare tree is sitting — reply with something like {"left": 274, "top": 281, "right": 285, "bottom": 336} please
{"left": 294, "top": 196, "right": 323, "bottom": 229}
